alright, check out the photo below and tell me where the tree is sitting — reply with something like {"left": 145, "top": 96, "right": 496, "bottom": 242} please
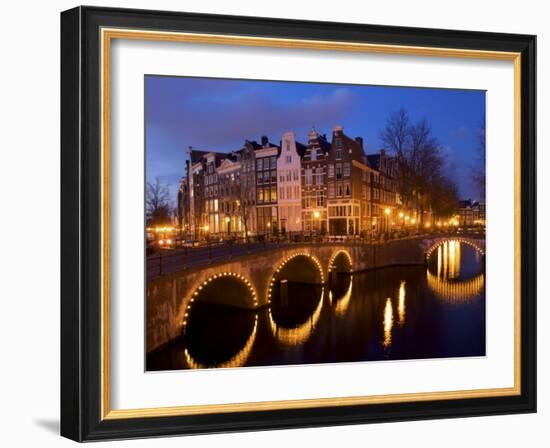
{"left": 408, "top": 119, "right": 445, "bottom": 225}
{"left": 146, "top": 177, "right": 172, "bottom": 227}
{"left": 381, "top": 109, "right": 459, "bottom": 225}
{"left": 380, "top": 108, "right": 413, "bottom": 206}
{"left": 232, "top": 172, "right": 255, "bottom": 243}
{"left": 430, "top": 173, "right": 460, "bottom": 218}
{"left": 471, "top": 121, "right": 486, "bottom": 199}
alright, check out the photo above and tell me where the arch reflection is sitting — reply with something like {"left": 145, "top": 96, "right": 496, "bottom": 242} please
{"left": 427, "top": 240, "right": 484, "bottom": 305}
{"left": 329, "top": 275, "right": 353, "bottom": 317}
{"left": 268, "top": 287, "right": 325, "bottom": 347}
{"left": 184, "top": 317, "right": 258, "bottom": 369}
{"left": 426, "top": 270, "right": 485, "bottom": 304}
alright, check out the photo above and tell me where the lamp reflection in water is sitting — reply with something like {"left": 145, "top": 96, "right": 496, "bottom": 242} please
{"left": 437, "top": 240, "right": 461, "bottom": 280}
{"left": 382, "top": 298, "right": 394, "bottom": 348}
{"left": 397, "top": 281, "right": 406, "bottom": 326}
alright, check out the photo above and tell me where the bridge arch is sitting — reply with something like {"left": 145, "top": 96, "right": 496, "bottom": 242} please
{"left": 181, "top": 272, "right": 259, "bottom": 369}
{"left": 425, "top": 237, "right": 485, "bottom": 258}
{"left": 328, "top": 249, "right": 353, "bottom": 273}
{"left": 266, "top": 252, "right": 325, "bottom": 304}
{"left": 182, "top": 271, "right": 258, "bottom": 333}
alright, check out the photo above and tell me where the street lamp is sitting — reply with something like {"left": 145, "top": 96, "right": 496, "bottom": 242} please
{"left": 312, "top": 211, "right": 320, "bottom": 238}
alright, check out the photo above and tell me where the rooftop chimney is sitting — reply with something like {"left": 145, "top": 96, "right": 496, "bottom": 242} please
{"left": 261, "top": 135, "right": 269, "bottom": 147}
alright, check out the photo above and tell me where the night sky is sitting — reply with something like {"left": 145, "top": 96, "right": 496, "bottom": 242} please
{"left": 145, "top": 75, "right": 485, "bottom": 205}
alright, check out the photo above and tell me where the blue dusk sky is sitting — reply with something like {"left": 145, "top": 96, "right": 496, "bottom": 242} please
{"left": 145, "top": 75, "right": 485, "bottom": 205}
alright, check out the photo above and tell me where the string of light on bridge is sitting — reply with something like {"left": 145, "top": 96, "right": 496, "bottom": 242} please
{"left": 183, "top": 272, "right": 258, "bottom": 331}
{"left": 266, "top": 252, "right": 325, "bottom": 305}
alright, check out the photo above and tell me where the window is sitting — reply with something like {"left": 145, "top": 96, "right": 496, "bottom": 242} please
{"left": 337, "top": 183, "right": 343, "bottom": 197}
{"left": 271, "top": 187, "right": 277, "bottom": 202}
{"left": 293, "top": 170, "right": 299, "bottom": 181}
{"left": 271, "top": 171, "right": 277, "bottom": 183}
{"left": 264, "top": 171, "right": 270, "bottom": 182}
{"left": 316, "top": 167, "right": 323, "bottom": 185}
{"left": 336, "top": 149, "right": 342, "bottom": 160}
{"left": 310, "top": 149, "right": 317, "bottom": 161}
{"left": 257, "top": 159, "right": 263, "bottom": 171}
{"left": 305, "top": 168, "right": 313, "bottom": 185}
{"left": 328, "top": 183, "right": 335, "bottom": 198}
{"left": 328, "top": 164, "right": 334, "bottom": 177}
{"left": 270, "top": 156, "right": 277, "bottom": 169}
{"left": 343, "top": 162, "right": 351, "bottom": 176}
{"left": 285, "top": 155, "right": 292, "bottom": 163}
{"left": 336, "top": 163, "right": 343, "bottom": 180}
{"left": 257, "top": 189, "right": 264, "bottom": 203}
{"left": 287, "top": 185, "right": 292, "bottom": 199}
{"left": 316, "top": 190, "right": 324, "bottom": 207}
{"left": 286, "top": 143, "right": 290, "bottom": 152}
{"left": 279, "top": 187, "right": 284, "bottom": 200}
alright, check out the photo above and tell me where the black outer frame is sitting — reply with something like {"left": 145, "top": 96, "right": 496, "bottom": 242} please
{"left": 60, "top": 6, "right": 536, "bottom": 442}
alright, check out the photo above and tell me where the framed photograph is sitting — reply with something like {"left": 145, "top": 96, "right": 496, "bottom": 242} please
{"left": 61, "top": 6, "right": 536, "bottom": 441}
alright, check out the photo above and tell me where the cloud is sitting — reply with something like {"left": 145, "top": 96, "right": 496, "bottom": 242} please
{"left": 146, "top": 79, "right": 358, "bottom": 152}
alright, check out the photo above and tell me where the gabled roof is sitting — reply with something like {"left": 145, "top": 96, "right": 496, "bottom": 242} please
{"left": 310, "top": 133, "right": 331, "bottom": 154}
{"left": 295, "top": 141, "right": 307, "bottom": 157}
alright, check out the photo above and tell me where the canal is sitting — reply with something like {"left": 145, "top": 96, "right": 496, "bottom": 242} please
{"left": 146, "top": 240, "right": 485, "bottom": 371}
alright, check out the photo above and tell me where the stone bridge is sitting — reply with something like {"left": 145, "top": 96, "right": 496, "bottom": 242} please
{"left": 147, "top": 234, "right": 485, "bottom": 353}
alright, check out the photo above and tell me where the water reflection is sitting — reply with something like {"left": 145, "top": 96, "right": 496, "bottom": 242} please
{"left": 184, "top": 317, "right": 258, "bottom": 369}
{"left": 398, "top": 281, "right": 406, "bottom": 326}
{"left": 383, "top": 298, "right": 394, "bottom": 348}
{"left": 181, "top": 302, "right": 257, "bottom": 369}
{"left": 268, "top": 286, "right": 324, "bottom": 347}
{"left": 427, "top": 240, "right": 484, "bottom": 305}
{"left": 330, "top": 275, "right": 353, "bottom": 317}
{"left": 147, "top": 241, "right": 486, "bottom": 371}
